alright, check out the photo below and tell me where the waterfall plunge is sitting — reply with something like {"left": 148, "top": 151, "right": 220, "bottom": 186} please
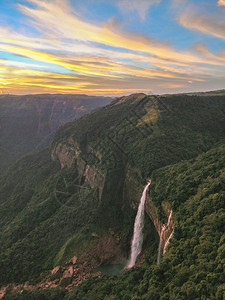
{"left": 127, "top": 182, "right": 151, "bottom": 269}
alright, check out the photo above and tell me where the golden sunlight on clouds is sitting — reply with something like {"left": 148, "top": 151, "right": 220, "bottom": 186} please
{"left": 159, "top": 83, "right": 187, "bottom": 89}
{"left": 19, "top": 0, "right": 224, "bottom": 66}
{"left": 0, "top": 45, "right": 119, "bottom": 78}
{"left": 18, "top": 0, "right": 192, "bottom": 64}
{"left": 0, "top": 0, "right": 224, "bottom": 95}
{"left": 218, "top": 0, "right": 225, "bottom": 6}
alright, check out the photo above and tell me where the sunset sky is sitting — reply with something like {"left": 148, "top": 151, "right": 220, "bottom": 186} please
{"left": 0, "top": 0, "right": 224, "bottom": 96}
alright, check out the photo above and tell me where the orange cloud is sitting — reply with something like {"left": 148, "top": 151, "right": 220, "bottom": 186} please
{"left": 0, "top": 0, "right": 224, "bottom": 95}
{"left": 159, "top": 83, "right": 187, "bottom": 89}
{"left": 218, "top": 0, "right": 225, "bottom": 6}
{"left": 0, "top": 45, "right": 120, "bottom": 78}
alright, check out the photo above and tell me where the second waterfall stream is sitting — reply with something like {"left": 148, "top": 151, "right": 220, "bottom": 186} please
{"left": 126, "top": 180, "right": 151, "bottom": 269}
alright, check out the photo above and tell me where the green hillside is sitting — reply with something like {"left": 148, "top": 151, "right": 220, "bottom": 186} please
{"left": 66, "top": 145, "right": 225, "bottom": 300}
{"left": 53, "top": 92, "right": 225, "bottom": 177}
{"left": 0, "top": 91, "right": 225, "bottom": 299}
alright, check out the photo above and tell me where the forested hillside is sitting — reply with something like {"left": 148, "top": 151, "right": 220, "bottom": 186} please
{"left": 0, "top": 91, "right": 224, "bottom": 299}
{"left": 64, "top": 145, "right": 225, "bottom": 300}
{"left": 53, "top": 92, "right": 225, "bottom": 176}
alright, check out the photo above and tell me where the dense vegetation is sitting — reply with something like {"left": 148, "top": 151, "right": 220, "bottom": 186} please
{"left": 0, "top": 94, "right": 112, "bottom": 171}
{"left": 1, "top": 91, "right": 225, "bottom": 299}
{"left": 3, "top": 144, "right": 225, "bottom": 299}
{"left": 63, "top": 145, "right": 225, "bottom": 300}
{"left": 53, "top": 92, "right": 225, "bottom": 177}
{"left": 0, "top": 149, "right": 132, "bottom": 284}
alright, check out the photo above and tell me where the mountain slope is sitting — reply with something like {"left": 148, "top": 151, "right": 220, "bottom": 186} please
{"left": 66, "top": 144, "right": 225, "bottom": 300}
{"left": 0, "top": 91, "right": 225, "bottom": 299}
{"left": 52, "top": 92, "right": 225, "bottom": 177}
{"left": 0, "top": 94, "right": 112, "bottom": 171}
{"left": 2, "top": 144, "right": 225, "bottom": 300}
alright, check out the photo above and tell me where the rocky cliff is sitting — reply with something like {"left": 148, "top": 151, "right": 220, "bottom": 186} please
{"left": 51, "top": 135, "right": 173, "bottom": 255}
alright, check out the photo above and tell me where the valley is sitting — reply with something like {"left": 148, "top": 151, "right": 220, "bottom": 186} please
{"left": 0, "top": 94, "right": 112, "bottom": 172}
{"left": 0, "top": 91, "right": 224, "bottom": 299}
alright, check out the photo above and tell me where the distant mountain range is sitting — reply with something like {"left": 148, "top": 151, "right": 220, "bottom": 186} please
{"left": 0, "top": 94, "right": 112, "bottom": 171}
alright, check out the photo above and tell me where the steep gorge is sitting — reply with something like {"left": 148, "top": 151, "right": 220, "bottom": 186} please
{"left": 51, "top": 138, "right": 171, "bottom": 260}
{"left": 0, "top": 91, "right": 225, "bottom": 299}
{"left": 50, "top": 91, "right": 225, "bottom": 269}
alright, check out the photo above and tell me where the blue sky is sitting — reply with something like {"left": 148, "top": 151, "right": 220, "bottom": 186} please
{"left": 0, "top": 0, "right": 224, "bottom": 95}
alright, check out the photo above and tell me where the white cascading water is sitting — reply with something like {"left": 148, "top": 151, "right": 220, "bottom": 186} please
{"left": 157, "top": 210, "right": 173, "bottom": 264}
{"left": 157, "top": 224, "right": 166, "bottom": 264}
{"left": 126, "top": 181, "right": 151, "bottom": 269}
{"left": 166, "top": 210, "right": 172, "bottom": 228}
{"left": 163, "top": 229, "right": 174, "bottom": 254}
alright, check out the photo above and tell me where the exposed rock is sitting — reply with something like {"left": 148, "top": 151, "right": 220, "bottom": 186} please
{"left": 23, "top": 282, "right": 30, "bottom": 289}
{"left": 0, "top": 243, "right": 124, "bottom": 297}
{"left": 63, "top": 269, "right": 73, "bottom": 278}
{"left": 50, "top": 266, "right": 61, "bottom": 280}
{"left": 145, "top": 194, "right": 161, "bottom": 235}
{"left": 51, "top": 266, "right": 60, "bottom": 275}
{"left": 59, "top": 269, "right": 73, "bottom": 287}
{"left": 0, "top": 286, "right": 7, "bottom": 299}
{"left": 52, "top": 143, "right": 80, "bottom": 168}
{"left": 68, "top": 266, "right": 74, "bottom": 276}
{"left": 84, "top": 164, "right": 105, "bottom": 198}
{"left": 70, "top": 256, "right": 77, "bottom": 265}
{"left": 52, "top": 140, "right": 105, "bottom": 199}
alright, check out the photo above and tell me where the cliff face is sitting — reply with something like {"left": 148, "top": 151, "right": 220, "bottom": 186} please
{"left": 51, "top": 140, "right": 81, "bottom": 168}
{"left": 52, "top": 139, "right": 105, "bottom": 200}
{"left": 51, "top": 138, "right": 168, "bottom": 239}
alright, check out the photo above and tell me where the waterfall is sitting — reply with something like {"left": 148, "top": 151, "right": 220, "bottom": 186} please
{"left": 157, "top": 210, "right": 173, "bottom": 264}
{"left": 157, "top": 225, "right": 166, "bottom": 264}
{"left": 163, "top": 229, "right": 174, "bottom": 254}
{"left": 126, "top": 181, "right": 151, "bottom": 269}
{"left": 166, "top": 210, "right": 172, "bottom": 228}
